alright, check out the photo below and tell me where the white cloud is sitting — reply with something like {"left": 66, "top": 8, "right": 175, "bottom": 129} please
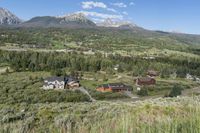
{"left": 111, "top": 2, "right": 127, "bottom": 8}
{"left": 82, "top": 1, "right": 107, "bottom": 9}
{"left": 78, "top": 11, "right": 123, "bottom": 20}
{"left": 129, "top": 2, "right": 135, "bottom": 6}
{"left": 81, "top": 1, "right": 117, "bottom": 13}
{"left": 107, "top": 8, "right": 117, "bottom": 13}
{"left": 122, "top": 11, "right": 128, "bottom": 15}
{"left": 91, "top": 18, "right": 104, "bottom": 23}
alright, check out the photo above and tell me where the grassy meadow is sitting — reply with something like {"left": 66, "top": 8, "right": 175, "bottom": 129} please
{"left": 1, "top": 97, "right": 200, "bottom": 133}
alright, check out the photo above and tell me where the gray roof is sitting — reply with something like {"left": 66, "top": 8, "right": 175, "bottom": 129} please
{"left": 44, "top": 76, "right": 79, "bottom": 85}
{"left": 109, "top": 83, "right": 129, "bottom": 90}
{"left": 99, "top": 83, "right": 132, "bottom": 90}
{"left": 43, "top": 82, "right": 55, "bottom": 86}
{"left": 65, "top": 76, "right": 79, "bottom": 84}
{"left": 45, "top": 76, "right": 64, "bottom": 82}
{"left": 109, "top": 83, "right": 125, "bottom": 87}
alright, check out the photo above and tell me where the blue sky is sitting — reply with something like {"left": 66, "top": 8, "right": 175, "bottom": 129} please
{"left": 0, "top": 0, "right": 200, "bottom": 34}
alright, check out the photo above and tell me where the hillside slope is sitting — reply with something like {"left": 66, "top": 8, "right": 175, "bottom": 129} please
{"left": 1, "top": 97, "right": 200, "bottom": 133}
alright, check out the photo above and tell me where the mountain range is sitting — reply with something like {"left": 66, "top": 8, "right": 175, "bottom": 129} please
{"left": 21, "top": 13, "right": 96, "bottom": 28}
{"left": 0, "top": 7, "right": 200, "bottom": 40}
{"left": 0, "top": 7, "right": 137, "bottom": 29}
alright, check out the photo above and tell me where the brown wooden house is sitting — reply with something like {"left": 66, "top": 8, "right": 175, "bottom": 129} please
{"left": 65, "top": 77, "right": 80, "bottom": 89}
{"left": 135, "top": 77, "right": 156, "bottom": 86}
{"left": 96, "top": 83, "right": 132, "bottom": 92}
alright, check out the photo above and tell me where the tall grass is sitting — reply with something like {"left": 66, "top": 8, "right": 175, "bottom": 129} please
{"left": 1, "top": 97, "right": 200, "bottom": 133}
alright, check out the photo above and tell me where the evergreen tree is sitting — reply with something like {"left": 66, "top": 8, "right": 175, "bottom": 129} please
{"left": 168, "top": 84, "right": 183, "bottom": 97}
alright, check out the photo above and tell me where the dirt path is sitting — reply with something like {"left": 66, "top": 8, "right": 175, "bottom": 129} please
{"left": 182, "top": 87, "right": 200, "bottom": 96}
{"left": 123, "top": 91, "right": 138, "bottom": 99}
{"left": 0, "top": 67, "right": 9, "bottom": 74}
{"left": 75, "top": 87, "right": 96, "bottom": 102}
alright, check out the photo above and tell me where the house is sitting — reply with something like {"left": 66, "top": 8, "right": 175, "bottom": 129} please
{"left": 147, "top": 70, "right": 159, "bottom": 77}
{"left": 186, "top": 74, "right": 194, "bottom": 80}
{"left": 135, "top": 77, "right": 156, "bottom": 86}
{"left": 43, "top": 77, "right": 65, "bottom": 90}
{"left": 65, "top": 77, "right": 80, "bottom": 89}
{"left": 43, "top": 76, "right": 80, "bottom": 90}
{"left": 96, "top": 83, "right": 133, "bottom": 92}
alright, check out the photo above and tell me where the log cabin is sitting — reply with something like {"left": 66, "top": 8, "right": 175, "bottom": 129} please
{"left": 96, "top": 83, "right": 132, "bottom": 92}
{"left": 135, "top": 77, "right": 156, "bottom": 86}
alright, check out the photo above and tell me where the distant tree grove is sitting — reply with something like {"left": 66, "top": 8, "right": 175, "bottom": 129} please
{"left": 0, "top": 50, "right": 200, "bottom": 77}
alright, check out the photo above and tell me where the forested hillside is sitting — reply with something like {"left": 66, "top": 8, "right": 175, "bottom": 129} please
{"left": 0, "top": 28, "right": 200, "bottom": 55}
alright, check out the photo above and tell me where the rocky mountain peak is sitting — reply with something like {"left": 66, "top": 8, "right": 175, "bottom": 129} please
{"left": 58, "top": 13, "right": 92, "bottom": 23}
{"left": 97, "top": 18, "right": 136, "bottom": 28}
{"left": 0, "top": 7, "right": 22, "bottom": 25}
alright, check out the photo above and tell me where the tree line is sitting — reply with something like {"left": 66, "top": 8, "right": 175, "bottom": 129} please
{"left": 0, "top": 50, "right": 200, "bottom": 77}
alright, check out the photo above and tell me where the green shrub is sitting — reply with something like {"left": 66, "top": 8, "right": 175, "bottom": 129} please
{"left": 90, "top": 90, "right": 127, "bottom": 100}
{"left": 168, "top": 84, "right": 183, "bottom": 97}
{"left": 137, "top": 87, "right": 148, "bottom": 96}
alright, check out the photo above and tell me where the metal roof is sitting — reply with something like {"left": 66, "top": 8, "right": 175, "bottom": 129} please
{"left": 45, "top": 76, "right": 65, "bottom": 82}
